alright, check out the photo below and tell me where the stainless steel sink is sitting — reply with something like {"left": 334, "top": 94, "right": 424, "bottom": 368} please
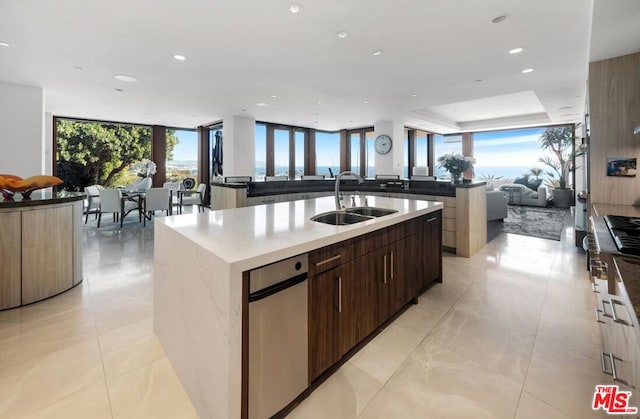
{"left": 310, "top": 211, "right": 373, "bottom": 225}
{"left": 345, "top": 207, "right": 398, "bottom": 217}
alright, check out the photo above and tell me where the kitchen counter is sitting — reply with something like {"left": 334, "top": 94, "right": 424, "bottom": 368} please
{"left": 153, "top": 195, "right": 443, "bottom": 419}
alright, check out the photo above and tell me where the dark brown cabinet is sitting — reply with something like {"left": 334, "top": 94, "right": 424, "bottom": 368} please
{"left": 308, "top": 211, "right": 443, "bottom": 383}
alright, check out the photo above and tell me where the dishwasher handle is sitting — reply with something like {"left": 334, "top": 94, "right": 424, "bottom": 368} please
{"left": 248, "top": 273, "right": 308, "bottom": 303}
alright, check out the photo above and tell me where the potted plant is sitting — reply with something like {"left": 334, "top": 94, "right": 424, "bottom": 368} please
{"left": 538, "top": 126, "right": 578, "bottom": 208}
{"left": 437, "top": 153, "right": 475, "bottom": 184}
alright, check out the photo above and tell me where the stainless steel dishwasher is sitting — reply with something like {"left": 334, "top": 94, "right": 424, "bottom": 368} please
{"left": 248, "top": 254, "right": 308, "bottom": 419}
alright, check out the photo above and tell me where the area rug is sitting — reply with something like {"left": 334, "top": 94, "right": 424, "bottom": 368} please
{"left": 489, "top": 205, "right": 569, "bottom": 241}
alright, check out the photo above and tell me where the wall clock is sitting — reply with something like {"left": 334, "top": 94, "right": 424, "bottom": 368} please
{"left": 374, "top": 135, "right": 392, "bottom": 155}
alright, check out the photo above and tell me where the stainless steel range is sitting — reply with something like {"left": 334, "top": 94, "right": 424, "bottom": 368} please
{"left": 604, "top": 215, "right": 640, "bottom": 256}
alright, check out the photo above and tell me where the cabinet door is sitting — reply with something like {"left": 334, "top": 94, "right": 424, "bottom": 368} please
{"left": 337, "top": 259, "right": 361, "bottom": 357}
{"left": 423, "top": 212, "right": 443, "bottom": 288}
{"left": 309, "top": 267, "right": 340, "bottom": 382}
{"left": 388, "top": 237, "right": 413, "bottom": 316}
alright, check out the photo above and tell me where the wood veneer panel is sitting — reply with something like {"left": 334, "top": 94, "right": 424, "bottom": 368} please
{"left": 589, "top": 53, "right": 640, "bottom": 205}
{"left": 0, "top": 211, "right": 22, "bottom": 309}
{"left": 21, "top": 206, "right": 73, "bottom": 304}
{"left": 455, "top": 186, "right": 487, "bottom": 257}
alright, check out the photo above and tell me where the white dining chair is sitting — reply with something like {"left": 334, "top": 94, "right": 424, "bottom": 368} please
{"left": 133, "top": 177, "right": 152, "bottom": 191}
{"left": 143, "top": 187, "right": 171, "bottom": 226}
{"left": 163, "top": 182, "right": 180, "bottom": 214}
{"left": 179, "top": 183, "right": 206, "bottom": 214}
{"left": 97, "top": 189, "right": 140, "bottom": 228}
{"left": 84, "top": 184, "right": 102, "bottom": 223}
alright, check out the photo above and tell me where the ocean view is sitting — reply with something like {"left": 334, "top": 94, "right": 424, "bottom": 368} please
{"left": 255, "top": 165, "right": 542, "bottom": 181}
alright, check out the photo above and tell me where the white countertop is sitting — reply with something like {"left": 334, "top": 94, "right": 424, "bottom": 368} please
{"left": 156, "top": 195, "right": 443, "bottom": 272}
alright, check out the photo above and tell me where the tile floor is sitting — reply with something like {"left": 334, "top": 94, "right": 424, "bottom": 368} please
{"left": 0, "top": 210, "right": 611, "bottom": 418}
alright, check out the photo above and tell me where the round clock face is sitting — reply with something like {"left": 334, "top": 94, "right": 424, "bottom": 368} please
{"left": 374, "top": 135, "right": 393, "bottom": 155}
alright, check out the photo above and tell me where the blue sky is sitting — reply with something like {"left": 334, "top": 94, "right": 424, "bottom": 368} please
{"left": 473, "top": 127, "right": 546, "bottom": 168}
{"left": 170, "top": 129, "right": 198, "bottom": 161}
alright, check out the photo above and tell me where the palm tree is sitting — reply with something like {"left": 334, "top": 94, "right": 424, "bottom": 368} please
{"left": 529, "top": 167, "right": 543, "bottom": 180}
{"left": 538, "top": 126, "right": 575, "bottom": 189}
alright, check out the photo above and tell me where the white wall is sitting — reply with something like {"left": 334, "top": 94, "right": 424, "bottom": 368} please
{"left": 374, "top": 120, "right": 405, "bottom": 176}
{"left": 0, "top": 81, "right": 45, "bottom": 176}
{"left": 223, "top": 115, "right": 255, "bottom": 178}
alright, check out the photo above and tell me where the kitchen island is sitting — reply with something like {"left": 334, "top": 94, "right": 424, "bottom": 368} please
{"left": 154, "top": 195, "right": 443, "bottom": 419}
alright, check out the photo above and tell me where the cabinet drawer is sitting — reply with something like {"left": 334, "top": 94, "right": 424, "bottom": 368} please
{"left": 442, "top": 207, "right": 456, "bottom": 219}
{"left": 309, "top": 242, "right": 354, "bottom": 276}
{"left": 442, "top": 217, "right": 456, "bottom": 232}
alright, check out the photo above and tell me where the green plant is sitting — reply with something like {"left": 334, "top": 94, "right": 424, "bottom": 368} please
{"left": 479, "top": 173, "right": 503, "bottom": 180}
{"left": 437, "top": 153, "right": 475, "bottom": 180}
{"left": 537, "top": 126, "right": 579, "bottom": 189}
{"left": 529, "top": 167, "right": 544, "bottom": 179}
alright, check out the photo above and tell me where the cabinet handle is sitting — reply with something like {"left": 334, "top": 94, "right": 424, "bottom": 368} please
{"left": 609, "top": 299, "right": 630, "bottom": 326}
{"left": 608, "top": 352, "right": 632, "bottom": 387}
{"left": 383, "top": 254, "right": 387, "bottom": 284}
{"left": 390, "top": 251, "right": 394, "bottom": 281}
{"left": 315, "top": 254, "right": 341, "bottom": 267}
{"left": 427, "top": 217, "right": 437, "bottom": 222}
{"left": 601, "top": 351, "right": 612, "bottom": 375}
{"left": 338, "top": 276, "right": 342, "bottom": 313}
{"left": 595, "top": 308, "right": 605, "bottom": 324}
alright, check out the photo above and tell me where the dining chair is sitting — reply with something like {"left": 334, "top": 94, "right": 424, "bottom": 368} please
{"left": 179, "top": 183, "right": 206, "bottom": 214}
{"left": 84, "top": 184, "right": 102, "bottom": 223}
{"left": 97, "top": 189, "right": 140, "bottom": 228}
{"left": 163, "top": 182, "right": 181, "bottom": 214}
{"left": 143, "top": 187, "right": 171, "bottom": 226}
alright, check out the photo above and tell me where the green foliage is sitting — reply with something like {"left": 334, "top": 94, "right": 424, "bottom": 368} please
{"left": 55, "top": 120, "right": 179, "bottom": 190}
{"left": 537, "top": 126, "right": 577, "bottom": 189}
{"left": 529, "top": 167, "right": 544, "bottom": 179}
{"left": 479, "top": 173, "right": 503, "bottom": 180}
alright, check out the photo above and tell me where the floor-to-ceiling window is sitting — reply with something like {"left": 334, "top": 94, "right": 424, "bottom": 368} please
{"left": 55, "top": 117, "right": 154, "bottom": 191}
{"left": 166, "top": 128, "right": 198, "bottom": 184}
{"left": 274, "top": 128, "right": 290, "bottom": 177}
{"left": 255, "top": 123, "right": 267, "bottom": 181}
{"left": 365, "top": 131, "right": 376, "bottom": 178}
{"left": 294, "top": 131, "right": 305, "bottom": 179}
{"left": 403, "top": 129, "right": 410, "bottom": 178}
{"left": 473, "top": 126, "right": 548, "bottom": 182}
{"left": 316, "top": 131, "right": 340, "bottom": 178}
{"left": 349, "top": 131, "right": 361, "bottom": 176}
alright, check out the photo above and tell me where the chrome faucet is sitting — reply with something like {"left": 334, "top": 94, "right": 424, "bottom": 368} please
{"left": 335, "top": 171, "right": 364, "bottom": 210}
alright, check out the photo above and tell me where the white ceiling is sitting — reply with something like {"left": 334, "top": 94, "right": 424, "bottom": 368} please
{"left": 0, "top": 0, "right": 637, "bottom": 133}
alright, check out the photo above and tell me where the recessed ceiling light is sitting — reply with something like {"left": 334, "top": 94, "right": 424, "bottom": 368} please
{"left": 559, "top": 106, "right": 573, "bottom": 110}
{"left": 316, "top": 100, "right": 323, "bottom": 104}
{"left": 521, "top": 68, "right": 534, "bottom": 74}
{"left": 289, "top": 3, "right": 303, "bottom": 13}
{"left": 241, "top": 108, "right": 247, "bottom": 112}
{"left": 173, "top": 54, "right": 186, "bottom": 61}
{"left": 475, "top": 79, "right": 483, "bottom": 82}
{"left": 115, "top": 88, "right": 124, "bottom": 92}
{"left": 411, "top": 94, "right": 418, "bottom": 97}
{"left": 372, "top": 50, "right": 383, "bottom": 56}
{"left": 363, "top": 100, "right": 369, "bottom": 104}
{"left": 73, "top": 66, "right": 84, "bottom": 70}
{"left": 491, "top": 14, "right": 508, "bottom": 24}
{"left": 337, "top": 31, "right": 349, "bottom": 39}
{"left": 271, "top": 94, "right": 278, "bottom": 98}
{"left": 0, "top": 42, "right": 10, "bottom": 47}
{"left": 509, "top": 47, "right": 523, "bottom": 54}
{"left": 256, "top": 102, "right": 269, "bottom": 107}
{"left": 114, "top": 74, "right": 138, "bottom": 82}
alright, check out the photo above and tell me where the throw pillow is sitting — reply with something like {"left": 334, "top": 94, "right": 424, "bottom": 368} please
{"left": 513, "top": 176, "right": 529, "bottom": 187}
{"left": 528, "top": 178, "right": 542, "bottom": 190}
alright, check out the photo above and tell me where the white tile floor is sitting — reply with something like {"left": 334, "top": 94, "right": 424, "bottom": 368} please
{"left": 0, "top": 209, "right": 611, "bottom": 418}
